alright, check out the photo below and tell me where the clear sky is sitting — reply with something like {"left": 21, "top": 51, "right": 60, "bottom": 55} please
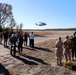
{"left": 0, "top": 0, "right": 76, "bottom": 29}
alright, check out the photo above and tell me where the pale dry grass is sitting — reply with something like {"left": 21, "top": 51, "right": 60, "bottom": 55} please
{"left": 23, "top": 30, "right": 56, "bottom": 36}
{"left": 33, "top": 31, "right": 54, "bottom": 36}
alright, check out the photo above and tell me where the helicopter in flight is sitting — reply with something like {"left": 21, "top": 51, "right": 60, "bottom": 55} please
{"left": 35, "top": 22, "right": 46, "bottom": 26}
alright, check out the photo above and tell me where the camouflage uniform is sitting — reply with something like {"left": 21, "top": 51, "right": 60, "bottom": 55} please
{"left": 56, "top": 39, "right": 63, "bottom": 62}
{"left": 64, "top": 36, "right": 71, "bottom": 62}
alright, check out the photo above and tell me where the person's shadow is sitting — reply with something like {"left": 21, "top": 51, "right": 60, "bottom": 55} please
{"left": 71, "top": 64, "right": 76, "bottom": 71}
{"left": 34, "top": 46, "right": 54, "bottom": 53}
{"left": 64, "top": 62, "right": 76, "bottom": 71}
{"left": 22, "top": 54, "right": 48, "bottom": 65}
{"left": 14, "top": 56, "right": 38, "bottom": 65}
{"left": 0, "top": 63, "right": 10, "bottom": 75}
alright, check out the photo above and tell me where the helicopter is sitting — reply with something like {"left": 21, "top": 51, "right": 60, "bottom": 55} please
{"left": 35, "top": 22, "right": 46, "bottom": 26}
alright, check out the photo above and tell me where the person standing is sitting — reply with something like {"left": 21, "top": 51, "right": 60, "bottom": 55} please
{"left": 70, "top": 32, "right": 76, "bottom": 61}
{"left": 55, "top": 37, "right": 63, "bottom": 65}
{"left": 18, "top": 33, "right": 23, "bottom": 54}
{"left": 4, "top": 31, "right": 8, "bottom": 47}
{"left": 29, "top": 32, "right": 35, "bottom": 48}
{"left": 23, "top": 32, "right": 28, "bottom": 46}
{"left": 9, "top": 33, "right": 17, "bottom": 56}
{"left": 64, "top": 35, "right": 71, "bottom": 62}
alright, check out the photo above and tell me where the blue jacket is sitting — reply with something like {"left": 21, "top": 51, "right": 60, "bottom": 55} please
{"left": 10, "top": 35, "right": 17, "bottom": 44}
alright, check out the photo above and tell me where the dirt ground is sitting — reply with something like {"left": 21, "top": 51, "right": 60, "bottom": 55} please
{"left": 0, "top": 30, "right": 76, "bottom": 75}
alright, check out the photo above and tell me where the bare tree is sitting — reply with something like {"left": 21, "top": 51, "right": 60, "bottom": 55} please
{"left": 20, "top": 23, "right": 23, "bottom": 31}
{"left": 8, "top": 17, "right": 16, "bottom": 29}
{"left": 16, "top": 25, "right": 20, "bottom": 32}
{"left": 7, "top": 17, "right": 17, "bottom": 32}
{"left": 0, "top": 3, "right": 14, "bottom": 31}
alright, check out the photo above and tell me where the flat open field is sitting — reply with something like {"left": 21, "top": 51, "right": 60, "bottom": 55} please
{"left": 24, "top": 30, "right": 75, "bottom": 44}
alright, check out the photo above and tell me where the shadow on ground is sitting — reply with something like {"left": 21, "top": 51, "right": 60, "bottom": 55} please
{"left": 2, "top": 44, "right": 54, "bottom": 53}
{"left": 35, "top": 35, "right": 46, "bottom": 37}
{"left": 23, "top": 47, "right": 37, "bottom": 51}
{"left": 71, "top": 65, "right": 76, "bottom": 71}
{"left": 23, "top": 46, "right": 54, "bottom": 53}
{"left": 64, "top": 62, "right": 76, "bottom": 71}
{"left": 22, "top": 54, "right": 48, "bottom": 65}
{"left": 34, "top": 46, "right": 54, "bottom": 52}
{"left": 0, "top": 63, "right": 10, "bottom": 75}
{"left": 14, "top": 56, "right": 38, "bottom": 65}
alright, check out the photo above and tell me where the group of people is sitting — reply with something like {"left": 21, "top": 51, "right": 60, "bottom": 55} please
{"left": 0, "top": 31, "right": 35, "bottom": 56}
{"left": 1, "top": 30, "right": 76, "bottom": 65}
{"left": 56, "top": 31, "right": 76, "bottom": 65}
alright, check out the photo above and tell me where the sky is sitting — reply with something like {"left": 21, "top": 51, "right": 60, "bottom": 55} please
{"left": 0, "top": 0, "right": 76, "bottom": 29}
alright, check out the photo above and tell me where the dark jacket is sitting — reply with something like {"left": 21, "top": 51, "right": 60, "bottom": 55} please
{"left": 10, "top": 35, "right": 17, "bottom": 44}
{"left": 4, "top": 32, "right": 8, "bottom": 39}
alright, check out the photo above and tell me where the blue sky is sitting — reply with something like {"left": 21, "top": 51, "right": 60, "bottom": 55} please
{"left": 0, "top": 0, "right": 76, "bottom": 29}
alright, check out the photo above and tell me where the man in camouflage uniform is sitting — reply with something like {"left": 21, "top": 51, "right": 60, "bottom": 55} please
{"left": 64, "top": 35, "right": 71, "bottom": 62}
